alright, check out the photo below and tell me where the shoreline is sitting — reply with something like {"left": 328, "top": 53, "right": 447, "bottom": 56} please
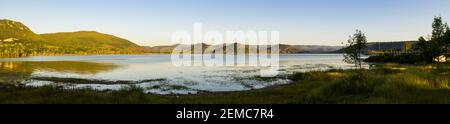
{"left": 1, "top": 63, "right": 449, "bottom": 104}
{"left": 0, "top": 52, "right": 345, "bottom": 58}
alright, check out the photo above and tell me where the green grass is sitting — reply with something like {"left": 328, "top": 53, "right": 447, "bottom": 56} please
{"left": 0, "top": 64, "right": 449, "bottom": 104}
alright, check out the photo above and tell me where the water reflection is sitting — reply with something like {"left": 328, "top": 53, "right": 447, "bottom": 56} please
{"left": 0, "top": 61, "right": 119, "bottom": 84}
{"left": 0, "top": 54, "right": 363, "bottom": 94}
{"left": 0, "top": 62, "right": 31, "bottom": 83}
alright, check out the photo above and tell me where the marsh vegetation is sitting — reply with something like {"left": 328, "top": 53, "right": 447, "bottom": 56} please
{"left": 0, "top": 63, "right": 449, "bottom": 104}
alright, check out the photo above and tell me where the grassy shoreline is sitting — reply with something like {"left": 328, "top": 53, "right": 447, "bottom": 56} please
{"left": 1, "top": 64, "right": 449, "bottom": 104}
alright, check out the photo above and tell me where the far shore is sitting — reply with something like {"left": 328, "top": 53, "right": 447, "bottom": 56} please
{"left": 0, "top": 52, "right": 345, "bottom": 58}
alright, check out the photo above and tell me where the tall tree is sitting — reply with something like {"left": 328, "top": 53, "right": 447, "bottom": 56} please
{"left": 444, "top": 23, "right": 450, "bottom": 49}
{"left": 417, "top": 16, "right": 449, "bottom": 62}
{"left": 343, "top": 29, "right": 367, "bottom": 69}
{"left": 431, "top": 16, "right": 447, "bottom": 41}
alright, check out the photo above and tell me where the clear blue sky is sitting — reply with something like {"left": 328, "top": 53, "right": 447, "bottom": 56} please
{"left": 1, "top": 0, "right": 450, "bottom": 46}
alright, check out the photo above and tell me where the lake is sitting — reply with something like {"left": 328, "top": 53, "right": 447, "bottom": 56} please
{"left": 0, "top": 54, "right": 363, "bottom": 94}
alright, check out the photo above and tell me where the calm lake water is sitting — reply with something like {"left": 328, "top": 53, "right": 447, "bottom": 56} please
{"left": 0, "top": 54, "right": 364, "bottom": 94}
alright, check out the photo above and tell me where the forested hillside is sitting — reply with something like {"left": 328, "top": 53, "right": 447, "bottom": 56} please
{"left": 0, "top": 19, "right": 149, "bottom": 57}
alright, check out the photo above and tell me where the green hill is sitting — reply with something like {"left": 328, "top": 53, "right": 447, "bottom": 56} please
{"left": 40, "top": 31, "right": 140, "bottom": 49}
{"left": 0, "top": 19, "right": 149, "bottom": 57}
{"left": 0, "top": 19, "right": 39, "bottom": 40}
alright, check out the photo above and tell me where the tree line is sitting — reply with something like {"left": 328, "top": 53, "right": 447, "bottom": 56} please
{"left": 345, "top": 16, "right": 450, "bottom": 66}
{"left": 0, "top": 39, "right": 144, "bottom": 57}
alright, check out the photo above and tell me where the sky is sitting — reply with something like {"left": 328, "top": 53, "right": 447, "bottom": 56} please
{"left": 1, "top": 0, "right": 450, "bottom": 46}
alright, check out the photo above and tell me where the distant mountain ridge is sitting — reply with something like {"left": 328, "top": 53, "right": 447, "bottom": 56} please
{"left": 365, "top": 41, "right": 418, "bottom": 51}
{"left": 363, "top": 41, "right": 419, "bottom": 55}
{"left": 1, "top": 19, "right": 343, "bottom": 57}
{"left": 146, "top": 43, "right": 343, "bottom": 54}
{"left": 289, "top": 45, "right": 343, "bottom": 53}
